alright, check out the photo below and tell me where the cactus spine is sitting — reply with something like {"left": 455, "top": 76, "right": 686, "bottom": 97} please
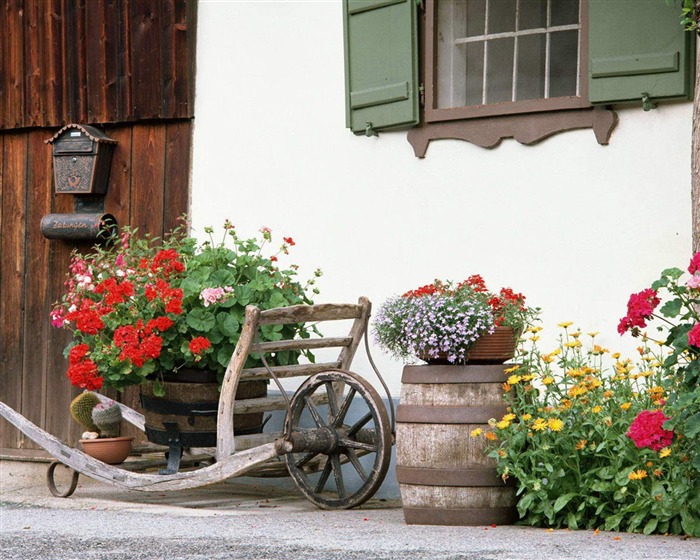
{"left": 91, "top": 399, "right": 122, "bottom": 438}
{"left": 69, "top": 391, "right": 100, "bottom": 432}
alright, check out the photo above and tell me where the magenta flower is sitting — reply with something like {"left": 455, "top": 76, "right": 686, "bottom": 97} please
{"left": 626, "top": 410, "right": 674, "bottom": 451}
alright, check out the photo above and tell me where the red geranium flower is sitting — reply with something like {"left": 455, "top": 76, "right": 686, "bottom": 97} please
{"left": 626, "top": 409, "right": 674, "bottom": 451}
{"left": 618, "top": 288, "right": 660, "bottom": 335}
{"left": 189, "top": 337, "right": 211, "bottom": 355}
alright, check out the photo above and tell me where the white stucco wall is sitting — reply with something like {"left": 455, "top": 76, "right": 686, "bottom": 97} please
{"left": 191, "top": 0, "right": 693, "bottom": 394}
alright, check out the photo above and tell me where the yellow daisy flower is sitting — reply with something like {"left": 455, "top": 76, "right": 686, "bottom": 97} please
{"left": 628, "top": 470, "right": 648, "bottom": 481}
{"left": 548, "top": 418, "right": 564, "bottom": 431}
{"left": 470, "top": 428, "right": 483, "bottom": 437}
{"left": 558, "top": 321, "right": 574, "bottom": 328}
{"left": 659, "top": 448, "right": 671, "bottom": 458}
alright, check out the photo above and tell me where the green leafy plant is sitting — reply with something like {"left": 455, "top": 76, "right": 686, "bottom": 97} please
{"left": 478, "top": 322, "right": 700, "bottom": 536}
{"left": 51, "top": 219, "right": 322, "bottom": 393}
{"left": 372, "top": 275, "right": 535, "bottom": 364}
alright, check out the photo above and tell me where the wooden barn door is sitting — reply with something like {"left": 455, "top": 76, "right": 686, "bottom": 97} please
{"left": 0, "top": 122, "right": 192, "bottom": 452}
{"left": 0, "top": 0, "right": 197, "bottom": 453}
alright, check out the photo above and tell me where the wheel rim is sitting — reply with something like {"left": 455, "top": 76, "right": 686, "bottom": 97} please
{"left": 284, "top": 370, "right": 392, "bottom": 509}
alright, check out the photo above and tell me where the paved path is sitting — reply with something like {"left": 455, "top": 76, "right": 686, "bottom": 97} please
{"left": 1, "top": 460, "right": 698, "bottom": 560}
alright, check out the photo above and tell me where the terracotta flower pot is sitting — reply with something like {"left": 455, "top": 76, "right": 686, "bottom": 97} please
{"left": 80, "top": 436, "right": 134, "bottom": 464}
{"left": 419, "top": 326, "right": 518, "bottom": 365}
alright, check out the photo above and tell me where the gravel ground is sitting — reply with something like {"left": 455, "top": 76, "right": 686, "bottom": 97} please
{"left": 1, "top": 460, "right": 698, "bottom": 560}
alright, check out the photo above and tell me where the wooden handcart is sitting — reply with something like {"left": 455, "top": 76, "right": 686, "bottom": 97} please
{"left": 0, "top": 298, "right": 395, "bottom": 509}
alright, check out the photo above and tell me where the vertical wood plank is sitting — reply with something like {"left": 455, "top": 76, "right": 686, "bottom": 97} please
{"left": 129, "top": 0, "right": 163, "bottom": 119}
{"left": 85, "top": 0, "right": 108, "bottom": 122}
{"left": 104, "top": 124, "right": 133, "bottom": 228}
{"left": 20, "top": 130, "right": 53, "bottom": 449}
{"left": 23, "top": 0, "right": 43, "bottom": 127}
{"left": 116, "top": 0, "right": 132, "bottom": 121}
{"left": 102, "top": 0, "right": 120, "bottom": 122}
{"left": 160, "top": 0, "right": 175, "bottom": 117}
{"left": 40, "top": 0, "right": 65, "bottom": 127}
{"left": 75, "top": 0, "right": 88, "bottom": 122}
{"left": 3, "top": 0, "right": 25, "bottom": 129}
{"left": 163, "top": 120, "right": 191, "bottom": 231}
{"left": 63, "top": 0, "right": 79, "bottom": 123}
{"left": 0, "top": 133, "right": 27, "bottom": 448}
{"left": 130, "top": 124, "right": 166, "bottom": 235}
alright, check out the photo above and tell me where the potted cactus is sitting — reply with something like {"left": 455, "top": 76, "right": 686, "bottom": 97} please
{"left": 70, "top": 391, "right": 133, "bottom": 464}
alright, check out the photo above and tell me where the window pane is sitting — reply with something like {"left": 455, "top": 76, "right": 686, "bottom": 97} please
{"left": 465, "top": 0, "right": 486, "bottom": 37}
{"left": 516, "top": 34, "right": 545, "bottom": 100}
{"left": 486, "top": 37, "right": 514, "bottom": 103}
{"left": 488, "top": 0, "right": 516, "bottom": 34}
{"left": 518, "top": 0, "right": 547, "bottom": 30}
{"left": 549, "top": 30, "right": 578, "bottom": 97}
{"left": 551, "top": 0, "right": 579, "bottom": 27}
{"left": 465, "top": 41, "right": 485, "bottom": 105}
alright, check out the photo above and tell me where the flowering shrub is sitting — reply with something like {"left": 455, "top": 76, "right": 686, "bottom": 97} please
{"left": 51, "top": 219, "right": 322, "bottom": 393}
{"left": 478, "top": 323, "right": 700, "bottom": 536}
{"left": 618, "top": 252, "right": 700, "bottom": 472}
{"left": 372, "top": 276, "right": 534, "bottom": 364}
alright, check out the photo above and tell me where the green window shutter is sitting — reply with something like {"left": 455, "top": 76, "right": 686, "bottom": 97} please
{"left": 589, "top": 0, "right": 695, "bottom": 106}
{"left": 343, "top": 0, "right": 419, "bottom": 135}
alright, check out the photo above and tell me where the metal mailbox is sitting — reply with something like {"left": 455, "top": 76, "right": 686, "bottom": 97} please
{"left": 46, "top": 124, "right": 117, "bottom": 195}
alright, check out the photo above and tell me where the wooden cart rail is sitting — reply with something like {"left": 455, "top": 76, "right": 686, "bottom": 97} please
{"left": 0, "top": 298, "right": 394, "bottom": 509}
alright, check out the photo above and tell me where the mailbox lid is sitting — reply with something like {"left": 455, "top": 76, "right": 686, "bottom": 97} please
{"left": 52, "top": 133, "right": 95, "bottom": 154}
{"left": 46, "top": 123, "right": 117, "bottom": 152}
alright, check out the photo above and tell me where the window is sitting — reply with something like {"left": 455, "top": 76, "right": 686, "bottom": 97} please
{"left": 433, "top": 0, "right": 583, "bottom": 115}
{"left": 343, "top": 0, "right": 694, "bottom": 156}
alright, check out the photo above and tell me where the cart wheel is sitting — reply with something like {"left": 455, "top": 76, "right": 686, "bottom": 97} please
{"left": 284, "top": 369, "right": 392, "bottom": 509}
{"left": 46, "top": 461, "right": 80, "bottom": 498}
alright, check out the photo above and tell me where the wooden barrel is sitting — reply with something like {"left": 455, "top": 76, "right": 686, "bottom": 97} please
{"left": 395, "top": 364, "right": 517, "bottom": 526}
{"left": 140, "top": 370, "right": 267, "bottom": 448}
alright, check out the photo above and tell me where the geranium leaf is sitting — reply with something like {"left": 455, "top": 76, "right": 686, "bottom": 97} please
{"left": 186, "top": 308, "right": 216, "bottom": 331}
{"left": 660, "top": 267, "right": 684, "bottom": 280}
{"left": 210, "top": 269, "right": 235, "bottom": 286}
{"left": 683, "top": 412, "right": 700, "bottom": 437}
{"left": 660, "top": 298, "right": 683, "bottom": 318}
{"left": 216, "top": 313, "right": 239, "bottom": 338}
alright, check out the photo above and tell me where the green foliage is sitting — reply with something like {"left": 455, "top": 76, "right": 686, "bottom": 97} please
{"left": 679, "top": 0, "right": 700, "bottom": 31}
{"left": 479, "top": 323, "right": 700, "bottom": 536}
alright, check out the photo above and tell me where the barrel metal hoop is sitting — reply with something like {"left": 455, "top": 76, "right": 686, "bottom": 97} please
{"left": 395, "top": 404, "right": 507, "bottom": 424}
{"left": 396, "top": 465, "right": 516, "bottom": 487}
{"left": 140, "top": 394, "right": 218, "bottom": 417}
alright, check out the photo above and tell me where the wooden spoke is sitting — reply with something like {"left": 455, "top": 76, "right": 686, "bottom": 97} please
{"left": 304, "top": 395, "right": 327, "bottom": 428}
{"left": 332, "top": 387, "right": 356, "bottom": 428}
{"left": 338, "top": 437, "right": 377, "bottom": 453}
{"left": 325, "top": 381, "right": 340, "bottom": 421}
{"left": 348, "top": 411, "right": 372, "bottom": 437}
{"left": 315, "top": 460, "right": 333, "bottom": 494}
{"left": 344, "top": 448, "right": 368, "bottom": 482}
{"left": 294, "top": 451, "right": 320, "bottom": 469}
{"left": 331, "top": 454, "right": 347, "bottom": 501}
